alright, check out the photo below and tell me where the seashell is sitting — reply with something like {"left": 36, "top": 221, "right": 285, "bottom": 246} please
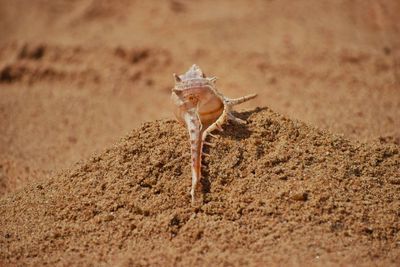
{"left": 171, "top": 64, "right": 257, "bottom": 204}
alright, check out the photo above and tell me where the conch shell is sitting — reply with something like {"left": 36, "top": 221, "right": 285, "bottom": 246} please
{"left": 171, "top": 64, "right": 257, "bottom": 203}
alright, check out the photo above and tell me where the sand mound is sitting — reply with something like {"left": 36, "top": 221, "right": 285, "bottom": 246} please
{"left": 0, "top": 107, "right": 399, "bottom": 266}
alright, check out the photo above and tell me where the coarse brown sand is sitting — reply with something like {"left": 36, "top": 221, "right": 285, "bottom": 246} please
{"left": 1, "top": 108, "right": 399, "bottom": 266}
{"left": 0, "top": 0, "right": 400, "bottom": 266}
{"left": 1, "top": 0, "right": 400, "bottom": 196}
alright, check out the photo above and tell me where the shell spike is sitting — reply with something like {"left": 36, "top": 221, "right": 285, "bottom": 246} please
{"left": 208, "top": 77, "right": 217, "bottom": 83}
{"left": 226, "top": 93, "right": 257, "bottom": 106}
{"left": 183, "top": 109, "right": 203, "bottom": 204}
{"left": 228, "top": 113, "right": 247, "bottom": 124}
{"left": 173, "top": 73, "right": 181, "bottom": 82}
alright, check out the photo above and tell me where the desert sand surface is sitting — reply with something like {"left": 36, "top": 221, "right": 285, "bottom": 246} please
{"left": 0, "top": 0, "right": 399, "bottom": 266}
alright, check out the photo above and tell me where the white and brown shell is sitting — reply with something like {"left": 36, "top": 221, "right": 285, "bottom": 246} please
{"left": 171, "top": 64, "right": 257, "bottom": 203}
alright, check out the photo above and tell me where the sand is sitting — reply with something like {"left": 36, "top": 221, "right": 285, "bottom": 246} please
{"left": 1, "top": 108, "right": 399, "bottom": 266}
{"left": 0, "top": 0, "right": 400, "bottom": 266}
